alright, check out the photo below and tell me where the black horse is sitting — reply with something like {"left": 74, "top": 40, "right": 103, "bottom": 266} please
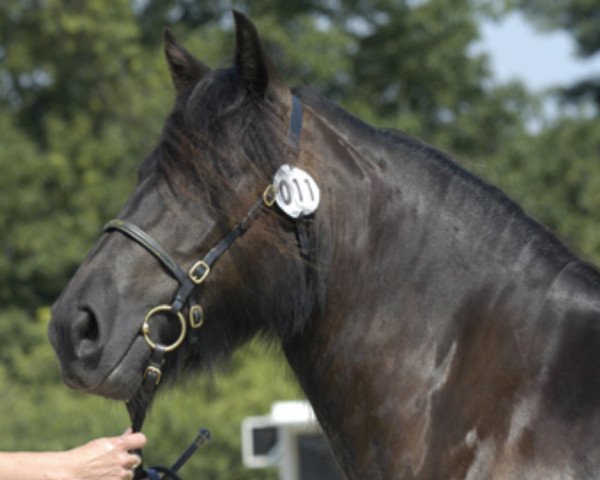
{"left": 50, "top": 11, "right": 600, "bottom": 479}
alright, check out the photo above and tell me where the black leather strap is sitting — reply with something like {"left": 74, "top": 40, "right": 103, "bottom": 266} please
{"left": 132, "top": 430, "right": 211, "bottom": 480}
{"left": 126, "top": 345, "right": 167, "bottom": 434}
{"left": 294, "top": 218, "right": 312, "bottom": 260}
{"left": 196, "top": 198, "right": 263, "bottom": 270}
{"left": 169, "top": 428, "right": 211, "bottom": 472}
{"left": 287, "top": 95, "right": 303, "bottom": 151}
{"left": 104, "top": 220, "right": 188, "bottom": 285}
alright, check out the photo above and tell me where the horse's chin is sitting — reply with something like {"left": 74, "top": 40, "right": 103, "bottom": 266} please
{"left": 64, "top": 336, "right": 150, "bottom": 401}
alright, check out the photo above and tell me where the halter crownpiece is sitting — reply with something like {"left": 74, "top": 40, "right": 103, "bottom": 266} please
{"left": 287, "top": 94, "right": 303, "bottom": 150}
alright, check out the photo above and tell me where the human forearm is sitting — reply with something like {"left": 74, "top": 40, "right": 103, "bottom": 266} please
{"left": 0, "top": 430, "right": 145, "bottom": 480}
{"left": 0, "top": 451, "right": 70, "bottom": 480}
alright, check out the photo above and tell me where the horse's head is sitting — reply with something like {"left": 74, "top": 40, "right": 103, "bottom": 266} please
{"left": 49, "top": 12, "right": 320, "bottom": 401}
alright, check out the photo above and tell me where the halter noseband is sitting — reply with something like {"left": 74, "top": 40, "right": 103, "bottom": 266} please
{"left": 102, "top": 95, "right": 304, "bottom": 479}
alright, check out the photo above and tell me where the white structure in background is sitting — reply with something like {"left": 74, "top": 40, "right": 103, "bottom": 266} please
{"left": 242, "top": 401, "right": 344, "bottom": 480}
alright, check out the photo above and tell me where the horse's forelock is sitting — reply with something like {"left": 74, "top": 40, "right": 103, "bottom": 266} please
{"left": 151, "top": 66, "right": 301, "bottom": 266}
{"left": 162, "top": 66, "right": 294, "bottom": 201}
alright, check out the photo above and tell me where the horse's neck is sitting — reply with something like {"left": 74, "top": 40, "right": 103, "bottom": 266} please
{"left": 285, "top": 102, "right": 600, "bottom": 477}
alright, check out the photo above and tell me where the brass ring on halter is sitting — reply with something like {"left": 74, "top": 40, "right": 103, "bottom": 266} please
{"left": 142, "top": 305, "right": 187, "bottom": 352}
{"left": 263, "top": 184, "right": 276, "bottom": 207}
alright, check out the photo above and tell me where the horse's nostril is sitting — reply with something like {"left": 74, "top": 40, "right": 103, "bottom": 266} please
{"left": 78, "top": 307, "right": 100, "bottom": 342}
{"left": 72, "top": 307, "right": 103, "bottom": 362}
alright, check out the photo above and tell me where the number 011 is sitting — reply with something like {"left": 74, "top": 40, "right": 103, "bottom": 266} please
{"left": 278, "top": 178, "right": 316, "bottom": 205}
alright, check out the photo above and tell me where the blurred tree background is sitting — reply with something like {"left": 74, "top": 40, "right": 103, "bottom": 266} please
{"left": 0, "top": 0, "right": 599, "bottom": 478}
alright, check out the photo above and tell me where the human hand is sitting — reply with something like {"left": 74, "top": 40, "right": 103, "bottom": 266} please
{"left": 62, "top": 429, "right": 147, "bottom": 480}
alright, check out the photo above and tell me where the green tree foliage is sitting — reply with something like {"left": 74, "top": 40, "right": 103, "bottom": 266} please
{"left": 1, "top": 0, "right": 600, "bottom": 478}
{"left": 475, "top": 115, "right": 600, "bottom": 262}
{"left": 485, "top": 0, "right": 600, "bottom": 261}
{"left": 143, "top": 1, "right": 531, "bottom": 159}
{"left": 517, "top": 0, "right": 600, "bottom": 106}
{"left": 0, "top": 0, "right": 168, "bottom": 310}
{"left": 517, "top": 0, "right": 600, "bottom": 57}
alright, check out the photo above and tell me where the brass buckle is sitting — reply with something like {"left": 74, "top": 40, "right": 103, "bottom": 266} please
{"left": 142, "top": 305, "right": 187, "bottom": 352}
{"left": 143, "top": 365, "right": 162, "bottom": 386}
{"left": 263, "top": 184, "right": 276, "bottom": 207}
{"left": 189, "top": 305, "right": 204, "bottom": 329}
{"left": 189, "top": 260, "right": 210, "bottom": 284}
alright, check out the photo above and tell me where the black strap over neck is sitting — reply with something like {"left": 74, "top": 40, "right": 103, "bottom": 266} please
{"left": 287, "top": 94, "right": 303, "bottom": 151}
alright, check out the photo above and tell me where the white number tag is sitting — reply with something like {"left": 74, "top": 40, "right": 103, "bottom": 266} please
{"left": 273, "top": 164, "right": 320, "bottom": 218}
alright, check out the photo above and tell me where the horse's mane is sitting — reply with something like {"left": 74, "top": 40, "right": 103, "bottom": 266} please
{"left": 293, "top": 85, "right": 600, "bottom": 285}
{"left": 150, "top": 73, "right": 599, "bottom": 292}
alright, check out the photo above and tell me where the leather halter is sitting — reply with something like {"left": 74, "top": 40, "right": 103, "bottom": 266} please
{"left": 102, "top": 95, "right": 304, "bottom": 479}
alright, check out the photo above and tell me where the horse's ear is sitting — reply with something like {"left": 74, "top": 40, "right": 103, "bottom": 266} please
{"left": 163, "top": 28, "right": 211, "bottom": 93}
{"left": 233, "top": 10, "right": 286, "bottom": 100}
